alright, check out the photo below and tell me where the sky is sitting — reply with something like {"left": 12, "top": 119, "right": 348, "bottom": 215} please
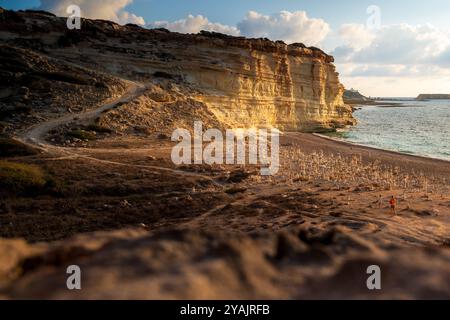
{"left": 3, "top": 0, "right": 450, "bottom": 97}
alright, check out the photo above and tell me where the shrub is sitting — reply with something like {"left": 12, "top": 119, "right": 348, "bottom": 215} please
{"left": 67, "top": 129, "right": 96, "bottom": 141}
{"left": 86, "top": 123, "right": 112, "bottom": 133}
{"left": 157, "top": 133, "right": 169, "bottom": 140}
{"left": 0, "top": 137, "right": 38, "bottom": 157}
{"left": 0, "top": 161, "right": 47, "bottom": 194}
{"left": 224, "top": 186, "right": 247, "bottom": 194}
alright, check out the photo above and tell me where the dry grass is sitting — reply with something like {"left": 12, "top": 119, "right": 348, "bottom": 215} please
{"left": 275, "top": 147, "right": 448, "bottom": 195}
{"left": 0, "top": 160, "right": 47, "bottom": 194}
{"left": 0, "top": 137, "right": 38, "bottom": 157}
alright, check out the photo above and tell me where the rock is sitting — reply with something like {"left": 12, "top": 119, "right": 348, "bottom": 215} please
{"left": 415, "top": 209, "right": 439, "bottom": 217}
{"left": 329, "top": 211, "right": 343, "bottom": 217}
{"left": 157, "top": 133, "right": 168, "bottom": 140}
{"left": 120, "top": 200, "right": 131, "bottom": 208}
{"left": 0, "top": 228, "right": 449, "bottom": 299}
{"left": 343, "top": 89, "right": 373, "bottom": 104}
{"left": 0, "top": 10, "right": 355, "bottom": 133}
{"left": 274, "top": 231, "right": 308, "bottom": 260}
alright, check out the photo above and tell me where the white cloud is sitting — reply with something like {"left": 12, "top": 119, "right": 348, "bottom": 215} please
{"left": 147, "top": 10, "right": 330, "bottom": 46}
{"left": 332, "top": 22, "right": 450, "bottom": 95}
{"left": 148, "top": 14, "right": 240, "bottom": 35}
{"left": 39, "top": 0, "right": 145, "bottom": 25}
{"left": 334, "top": 23, "right": 450, "bottom": 66}
{"left": 339, "top": 24, "right": 375, "bottom": 50}
{"left": 337, "top": 63, "right": 433, "bottom": 78}
{"left": 237, "top": 10, "right": 330, "bottom": 46}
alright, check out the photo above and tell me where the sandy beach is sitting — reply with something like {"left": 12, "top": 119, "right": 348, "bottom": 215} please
{"left": 291, "top": 132, "right": 450, "bottom": 177}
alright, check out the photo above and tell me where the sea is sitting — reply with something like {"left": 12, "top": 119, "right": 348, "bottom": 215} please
{"left": 328, "top": 99, "right": 450, "bottom": 161}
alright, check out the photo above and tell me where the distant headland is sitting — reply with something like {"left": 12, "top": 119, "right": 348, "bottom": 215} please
{"left": 343, "top": 88, "right": 374, "bottom": 104}
{"left": 416, "top": 94, "right": 450, "bottom": 100}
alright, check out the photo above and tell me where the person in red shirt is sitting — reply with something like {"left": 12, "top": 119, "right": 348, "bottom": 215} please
{"left": 389, "top": 196, "right": 397, "bottom": 215}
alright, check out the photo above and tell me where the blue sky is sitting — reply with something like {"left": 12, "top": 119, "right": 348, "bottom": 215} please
{"left": 5, "top": 0, "right": 450, "bottom": 29}
{"left": 3, "top": 0, "right": 450, "bottom": 96}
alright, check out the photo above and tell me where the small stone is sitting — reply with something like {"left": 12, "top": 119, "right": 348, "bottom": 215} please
{"left": 120, "top": 200, "right": 131, "bottom": 207}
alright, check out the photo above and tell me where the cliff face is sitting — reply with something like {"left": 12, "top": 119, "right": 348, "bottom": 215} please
{"left": 189, "top": 38, "right": 354, "bottom": 131}
{"left": 0, "top": 9, "right": 355, "bottom": 132}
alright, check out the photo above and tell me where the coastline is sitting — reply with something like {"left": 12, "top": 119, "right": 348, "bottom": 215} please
{"left": 345, "top": 100, "right": 401, "bottom": 107}
{"left": 283, "top": 132, "right": 450, "bottom": 178}
{"left": 312, "top": 132, "right": 450, "bottom": 164}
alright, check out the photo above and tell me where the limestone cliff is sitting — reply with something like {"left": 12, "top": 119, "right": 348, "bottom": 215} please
{"left": 0, "top": 8, "right": 355, "bottom": 133}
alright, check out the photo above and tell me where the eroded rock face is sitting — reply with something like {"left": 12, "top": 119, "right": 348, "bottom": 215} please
{"left": 0, "top": 9, "right": 355, "bottom": 133}
{"left": 190, "top": 43, "right": 354, "bottom": 132}
{"left": 1, "top": 227, "right": 449, "bottom": 299}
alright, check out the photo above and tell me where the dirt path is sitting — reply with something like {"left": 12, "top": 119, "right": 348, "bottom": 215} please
{"left": 14, "top": 80, "right": 224, "bottom": 187}
{"left": 18, "top": 80, "right": 145, "bottom": 147}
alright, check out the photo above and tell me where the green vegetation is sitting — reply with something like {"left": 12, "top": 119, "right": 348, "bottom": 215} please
{"left": 224, "top": 186, "right": 247, "bottom": 194}
{"left": 0, "top": 160, "right": 47, "bottom": 194}
{"left": 86, "top": 123, "right": 112, "bottom": 133}
{"left": 66, "top": 124, "right": 112, "bottom": 142}
{"left": 0, "top": 137, "right": 38, "bottom": 157}
{"left": 67, "top": 129, "right": 96, "bottom": 141}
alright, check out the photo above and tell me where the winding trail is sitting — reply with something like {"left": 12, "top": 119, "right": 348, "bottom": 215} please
{"left": 15, "top": 80, "right": 224, "bottom": 187}
{"left": 18, "top": 80, "right": 145, "bottom": 148}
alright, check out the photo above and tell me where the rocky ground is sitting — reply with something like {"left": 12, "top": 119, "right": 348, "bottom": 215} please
{"left": 0, "top": 44, "right": 126, "bottom": 135}
{"left": 1, "top": 132, "right": 449, "bottom": 299}
{"left": 1, "top": 226, "right": 450, "bottom": 300}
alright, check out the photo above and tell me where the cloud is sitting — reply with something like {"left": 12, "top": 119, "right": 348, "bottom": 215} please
{"left": 333, "top": 22, "right": 450, "bottom": 82}
{"left": 331, "top": 22, "right": 450, "bottom": 95}
{"left": 334, "top": 23, "right": 450, "bottom": 65}
{"left": 338, "top": 63, "right": 429, "bottom": 78}
{"left": 237, "top": 10, "right": 330, "bottom": 46}
{"left": 148, "top": 14, "right": 240, "bottom": 35}
{"left": 38, "top": 0, "right": 145, "bottom": 25}
{"left": 338, "top": 24, "right": 375, "bottom": 50}
{"left": 148, "top": 10, "right": 329, "bottom": 46}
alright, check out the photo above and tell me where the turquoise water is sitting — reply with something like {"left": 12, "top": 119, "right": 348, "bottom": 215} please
{"left": 334, "top": 99, "right": 450, "bottom": 160}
